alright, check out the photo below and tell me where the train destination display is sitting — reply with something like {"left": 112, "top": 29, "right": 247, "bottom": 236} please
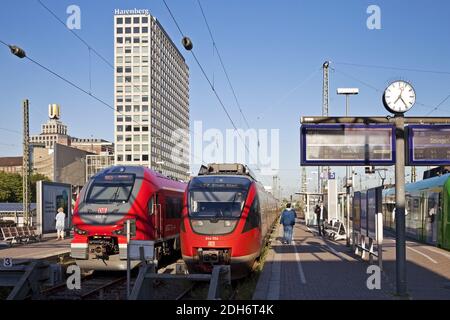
{"left": 407, "top": 125, "right": 450, "bottom": 165}
{"left": 301, "top": 124, "right": 395, "bottom": 166}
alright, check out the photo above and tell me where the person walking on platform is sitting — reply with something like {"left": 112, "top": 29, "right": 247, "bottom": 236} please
{"left": 55, "top": 207, "right": 66, "bottom": 240}
{"left": 280, "top": 203, "right": 297, "bottom": 244}
{"left": 315, "top": 202, "right": 324, "bottom": 236}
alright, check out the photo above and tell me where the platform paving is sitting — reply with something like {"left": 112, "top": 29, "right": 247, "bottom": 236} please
{"left": 253, "top": 221, "right": 450, "bottom": 300}
{"left": 0, "top": 237, "right": 71, "bottom": 261}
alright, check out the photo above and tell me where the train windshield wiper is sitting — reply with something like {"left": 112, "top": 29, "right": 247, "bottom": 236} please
{"left": 223, "top": 192, "right": 242, "bottom": 218}
{"left": 109, "top": 187, "right": 120, "bottom": 203}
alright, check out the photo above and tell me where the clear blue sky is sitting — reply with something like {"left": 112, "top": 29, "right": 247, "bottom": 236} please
{"left": 1, "top": 0, "right": 450, "bottom": 197}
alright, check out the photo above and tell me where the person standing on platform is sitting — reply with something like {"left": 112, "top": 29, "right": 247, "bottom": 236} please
{"left": 428, "top": 201, "right": 438, "bottom": 244}
{"left": 55, "top": 207, "right": 66, "bottom": 240}
{"left": 315, "top": 202, "right": 324, "bottom": 236}
{"left": 280, "top": 203, "right": 297, "bottom": 244}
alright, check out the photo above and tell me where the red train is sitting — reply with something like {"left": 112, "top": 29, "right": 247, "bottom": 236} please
{"left": 180, "top": 163, "right": 279, "bottom": 278}
{"left": 71, "top": 166, "right": 186, "bottom": 270}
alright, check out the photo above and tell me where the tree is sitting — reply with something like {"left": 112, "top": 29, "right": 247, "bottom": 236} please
{"left": 31, "top": 173, "right": 51, "bottom": 202}
{"left": 0, "top": 172, "right": 50, "bottom": 203}
{"left": 0, "top": 172, "right": 22, "bottom": 202}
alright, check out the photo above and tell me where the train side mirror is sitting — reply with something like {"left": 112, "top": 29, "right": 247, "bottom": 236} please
{"left": 122, "top": 219, "right": 136, "bottom": 237}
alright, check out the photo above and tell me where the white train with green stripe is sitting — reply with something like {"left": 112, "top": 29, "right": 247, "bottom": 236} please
{"left": 382, "top": 173, "right": 450, "bottom": 250}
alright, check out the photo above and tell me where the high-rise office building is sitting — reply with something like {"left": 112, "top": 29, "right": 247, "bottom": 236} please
{"left": 114, "top": 10, "right": 190, "bottom": 181}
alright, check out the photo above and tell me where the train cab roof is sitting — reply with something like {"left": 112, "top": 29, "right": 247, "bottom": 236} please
{"left": 198, "top": 163, "right": 257, "bottom": 181}
{"left": 93, "top": 166, "right": 187, "bottom": 192}
{"left": 383, "top": 173, "right": 450, "bottom": 196}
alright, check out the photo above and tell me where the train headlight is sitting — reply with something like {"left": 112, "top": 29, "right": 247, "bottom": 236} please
{"left": 74, "top": 226, "right": 88, "bottom": 235}
{"left": 224, "top": 221, "right": 232, "bottom": 227}
{"left": 112, "top": 228, "right": 124, "bottom": 235}
{"left": 113, "top": 219, "right": 136, "bottom": 237}
{"left": 192, "top": 220, "right": 204, "bottom": 227}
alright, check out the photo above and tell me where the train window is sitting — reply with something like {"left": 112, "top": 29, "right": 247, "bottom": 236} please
{"left": 243, "top": 195, "right": 261, "bottom": 232}
{"left": 86, "top": 174, "right": 135, "bottom": 204}
{"left": 189, "top": 190, "right": 247, "bottom": 219}
{"left": 427, "top": 193, "right": 440, "bottom": 222}
{"left": 148, "top": 197, "right": 154, "bottom": 215}
{"left": 166, "top": 197, "right": 182, "bottom": 219}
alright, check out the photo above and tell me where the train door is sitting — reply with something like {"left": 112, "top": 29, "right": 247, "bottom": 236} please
{"left": 153, "top": 193, "right": 163, "bottom": 240}
{"left": 147, "top": 195, "right": 155, "bottom": 240}
{"left": 441, "top": 182, "right": 450, "bottom": 249}
{"left": 164, "top": 194, "right": 182, "bottom": 239}
{"left": 420, "top": 192, "right": 427, "bottom": 243}
{"left": 424, "top": 192, "right": 440, "bottom": 246}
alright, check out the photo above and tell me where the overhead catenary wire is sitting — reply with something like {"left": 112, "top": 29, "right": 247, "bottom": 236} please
{"left": 0, "top": 127, "right": 21, "bottom": 135}
{"left": 38, "top": 0, "right": 95, "bottom": 96}
{"left": 334, "top": 67, "right": 450, "bottom": 114}
{"left": 35, "top": 0, "right": 207, "bottom": 167}
{"left": 88, "top": 47, "right": 92, "bottom": 93}
{"left": 333, "top": 68, "right": 381, "bottom": 93}
{"left": 25, "top": 54, "right": 117, "bottom": 114}
{"left": 426, "top": 94, "right": 450, "bottom": 116}
{"left": 257, "top": 67, "right": 321, "bottom": 120}
{"left": 0, "top": 39, "right": 10, "bottom": 47}
{"left": 2, "top": 37, "right": 207, "bottom": 172}
{"left": 1, "top": 39, "right": 159, "bottom": 134}
{"left": 335, "top": 62, "right": 450, "bottom": 115}
{"left": 7, "top": 52, "right": 206, "bottom": 169}
{"left": 335, "top": 61, "right": 450, "bottom": 76}
{"left": 196, "top": 0, "right": 251, "bottom": 129}
{"left": 161, "top": 0, "right": 260, "bottom": 171}
{"left": 0, "top": 39, "right": 164, "bottom": 143}
{"left": 0, "top": 142, "right": 18, "bottom": 147}
{"left": 36, "top": 0, "right": 114, "bottom": 69}
{"left": 35, "top": 0, "right": 143, "bottom": 112}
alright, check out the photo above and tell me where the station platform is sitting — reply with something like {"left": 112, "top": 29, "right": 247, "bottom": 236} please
{"left": 0, "top": 237, "right": 71, "bottom": 262}
{"left": 253, "top": 221, "right": 450, "bottom": 300}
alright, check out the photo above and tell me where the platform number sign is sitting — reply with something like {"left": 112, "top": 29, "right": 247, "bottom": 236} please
{"left": 3, "top": 257, "right": 13, "bottom": 268}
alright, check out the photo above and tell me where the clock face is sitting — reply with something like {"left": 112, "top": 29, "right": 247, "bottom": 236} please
{"left": 383, "top": 81, "right": 416, "bottom": 114}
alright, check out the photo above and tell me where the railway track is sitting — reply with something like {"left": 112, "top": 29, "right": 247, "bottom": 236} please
{"left": 35, "top": 251, "right": 247, "bottom": 300}
{"left": 39, "top": 272, "right": 128, "bottom": 300}
{"left": 38, "top": 253, "right": 181, "bottom": 300}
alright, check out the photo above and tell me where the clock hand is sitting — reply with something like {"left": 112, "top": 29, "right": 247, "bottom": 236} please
{"left": 394, "top": 87, "right": 405, "bottom": 104}
{"left": 400, "top": 97, "right": 408, "bottom": 106}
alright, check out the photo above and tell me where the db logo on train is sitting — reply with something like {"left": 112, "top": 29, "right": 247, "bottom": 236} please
{"left": 97, "top": 207, "right": 108, "bottom": 214}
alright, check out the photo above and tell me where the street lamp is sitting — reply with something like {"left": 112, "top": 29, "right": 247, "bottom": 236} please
{"left": 337, "top": 88, "right": 359, "bottom": 246}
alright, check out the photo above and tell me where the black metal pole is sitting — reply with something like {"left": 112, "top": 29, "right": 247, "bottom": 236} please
{"left": 395, "top": 115, "right": 407, "bottom": 296}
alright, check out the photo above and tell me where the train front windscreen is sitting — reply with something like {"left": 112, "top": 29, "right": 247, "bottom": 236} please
{"left": 187, "top": 176, "right": 251, "bottom": 235}
{"left": 76, "top": 173, "right": 137, "bottom": 225}
{"left": 86, "top": 173, "right": 135, "bottom": 204}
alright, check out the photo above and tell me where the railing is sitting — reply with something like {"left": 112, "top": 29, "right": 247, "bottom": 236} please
{"left": 353, "top": 213, "right": 383, "bottom": 270}
{"left": 0, "top": 259, "right": 59, "bottom": 300}
{"left": 129, "top": 263, "right": 231, "bottom": 300}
